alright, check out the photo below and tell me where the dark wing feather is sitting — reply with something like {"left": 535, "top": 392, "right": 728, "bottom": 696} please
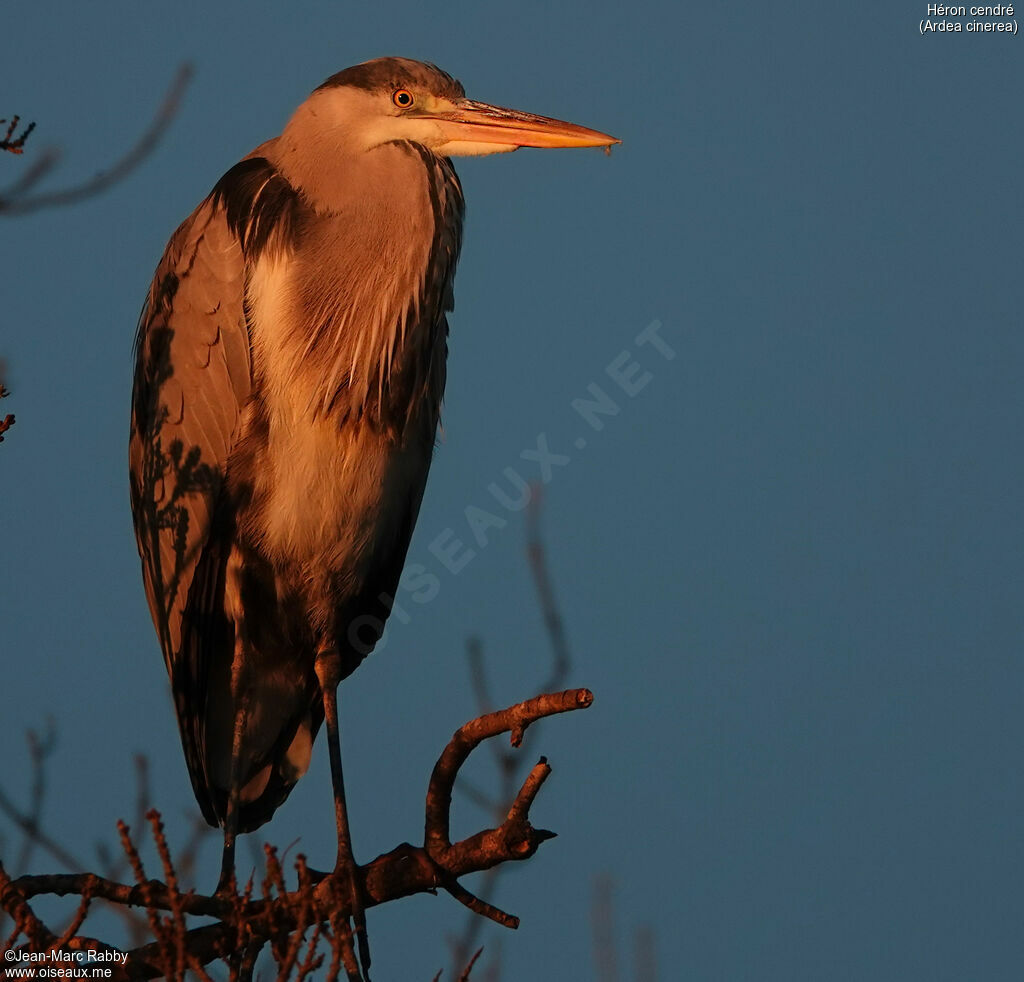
{"left": 129, "top": 194, "right": 251, "bottom": 815}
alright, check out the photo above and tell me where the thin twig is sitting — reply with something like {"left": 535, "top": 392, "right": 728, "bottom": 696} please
{"left": 295, "top": 920, "right": 325, "bottom": 981}
{"left": 458, "top": 946, "right": 484, "bottom": 981}
{"left": 148, "top": 809, "right": 187, "bottom": 978}
{"left": 0, "top": 64, "right": 192, "bottom": 215}
{"left": 526, "top": 488, "right": 572, "bottom": 692}
{"left": 118, "top": 819, "right": 171, "bottom": 975}
{"left": 592, "top": 875, "right": 620, "bottom": 982}
{"left": 14, "top": 719, "right": 57, "bottom": 875}
{"left": 0, "top": 858, "right": 58, "bottom": 952}
{"left": 0, "top": 783, "right": 85, "bottom": 871}
{"left": 0, "top": 116, "right": 35, "bottom": 154}
{"left": 276, "top": 855, "right": 315, "bottom": 980}
{"left": 51, "top": 885, "right": 93, "bottom": 953}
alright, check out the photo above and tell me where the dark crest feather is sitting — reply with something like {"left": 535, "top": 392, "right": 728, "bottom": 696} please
{"left": 316, "top": 56, "right": 465, "bottom": 100}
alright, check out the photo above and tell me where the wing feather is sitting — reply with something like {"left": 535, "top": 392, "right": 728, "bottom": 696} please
{"left": 131, "top": 157, "right": 306, "bottom": 827}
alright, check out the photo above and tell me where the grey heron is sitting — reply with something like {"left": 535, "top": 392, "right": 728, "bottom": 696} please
{"left": 129, "top": 56, "right": 617, "bottom": 976}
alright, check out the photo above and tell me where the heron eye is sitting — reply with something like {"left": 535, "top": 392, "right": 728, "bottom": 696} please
{"left": 392, "top": 89, "right": 414, "bottom": 109}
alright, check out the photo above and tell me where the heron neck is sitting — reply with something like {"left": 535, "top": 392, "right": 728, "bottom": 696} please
{"left": 254, "top": 138, "right": 463, "bottom": 433}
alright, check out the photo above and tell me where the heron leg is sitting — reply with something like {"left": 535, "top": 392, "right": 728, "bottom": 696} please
{"left": 217, "top": 643, "right": 250, "bottom": 895}
{"left": 315, "top": 648, "right": 371, "bottom": 981}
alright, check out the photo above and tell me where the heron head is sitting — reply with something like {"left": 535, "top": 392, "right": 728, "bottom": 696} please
{"left": 306, "top": 56, "right": 620, "bottom": 158}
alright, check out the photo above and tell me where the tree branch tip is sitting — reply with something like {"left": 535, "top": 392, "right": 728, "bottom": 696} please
{"left": 507, "top": 758, "right": 553, "bottom": 828}
{"left": 460, "top": 947, "right": 485, "bottom": 979}
{"left": 0, "top": 413, "right": 16, "bottom": 441}
{"left": 442, "top": 878, "right": 518, "bottom": 930}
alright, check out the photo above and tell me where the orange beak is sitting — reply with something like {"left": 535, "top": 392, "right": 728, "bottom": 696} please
{"left": 425, "top": 98, "right": 620, "bottom": 151}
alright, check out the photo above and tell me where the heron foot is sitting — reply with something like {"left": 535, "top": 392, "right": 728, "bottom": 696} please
{"left": 331, "top": 842, "right": 371, "bottom": 981}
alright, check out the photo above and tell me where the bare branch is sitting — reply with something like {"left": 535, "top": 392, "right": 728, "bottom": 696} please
{"left": 13, "top": 719, "right": 57, "bottom": 875}
{"left": 2, "top": 689, "right": 594, "bottom": 978}
{"left": 0, "top": 362, "right": 13, "bottom": 444}
{"left": 148, "top": 809, "right": 188, "bottom": 976}
{"left": 458, "top": 947, "right": 484, "bottom": 981}
{"left": 505, "top": 758, "right": 551, "bottom": 828}
{"left": 117, "top": 817, "right": 173, "bottom": 976}
{"left": 0, "top": 859, "right": 58, "bottom": 952}
{"left": 0, "top": 116, "right": 35, "bottom": 154}
{"left": 0, "top": 782, "right": 84, "bottom": 873}
{"left": 425, "top": 689, "right": 592, "bottom": 864}
{"left": 440, "top": 877, "right": 517, "bottom": 930}
{"left": 51, "top": 885, "right": 93, "bottom": 954}
{"left": 0, "top": 64, "right": 192, "bottom": 215}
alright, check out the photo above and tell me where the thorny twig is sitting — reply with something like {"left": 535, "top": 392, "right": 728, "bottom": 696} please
{"left": 0, "top": 64, "right": 192, "bottom": 215}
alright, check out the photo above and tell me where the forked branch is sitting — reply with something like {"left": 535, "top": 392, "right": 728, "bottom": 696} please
{"left": 0, "top": 689, "right": 594, "bottom": 978}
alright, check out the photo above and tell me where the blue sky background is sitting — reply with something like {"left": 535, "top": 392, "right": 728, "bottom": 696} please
{"left": 2, "top": 1, "right": 1023, "bottom": 978}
